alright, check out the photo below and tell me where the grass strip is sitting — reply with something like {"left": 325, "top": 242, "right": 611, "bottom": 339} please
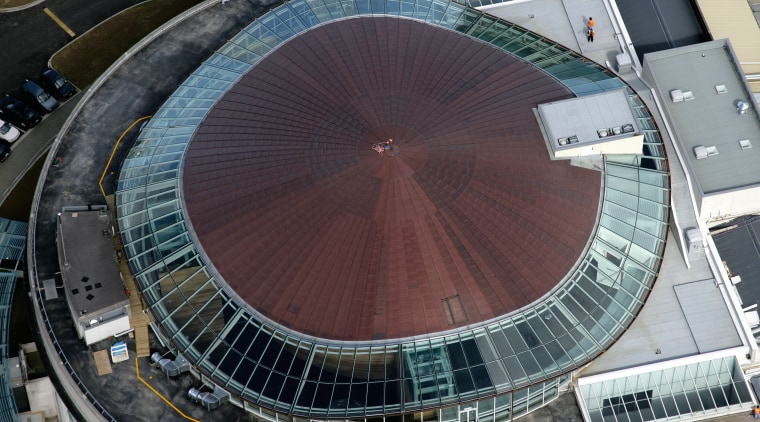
{"left": 50, "top": 0, "right": 203, "bottom": 88}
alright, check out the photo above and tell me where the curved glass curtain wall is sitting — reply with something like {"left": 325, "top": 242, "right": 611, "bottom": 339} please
{"left": 115, "top": 0, "right": 670, "bottom": 418}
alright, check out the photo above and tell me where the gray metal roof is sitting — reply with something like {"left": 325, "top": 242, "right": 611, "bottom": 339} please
{"left": 537, "top": 88, "right": 641, "bottom": 152}
{"left": 583, "top": 233, "right": 744, "bottom": 376}
{"left": 674, "top": 278, "right": 743, "bottom": 353}
{"left": 58, "top": 208, "right": 128, "bottom": 318}
{"left": 643, "top": 39, "right": 760, "bottom": 194}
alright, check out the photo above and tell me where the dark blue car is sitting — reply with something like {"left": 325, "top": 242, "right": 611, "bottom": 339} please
{"left": 0, "top": 95, "right": 41, "bottom": 130}
{"left": 0, "top": 142, "right": 10, "bottom": 162}
{"left": 22, "top": 79, "right": 59, "bottom": 113}
{"left": 40, "top": 68, "right": 77, "bottom": 100}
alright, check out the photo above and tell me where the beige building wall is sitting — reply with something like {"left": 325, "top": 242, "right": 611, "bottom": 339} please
{"left": 700, "top": 184, "right": 760, "bottom": 226}
{"left": 553, "top": 135, "right": 644, "bottom": 158}
{"left": 694, "top": 0, "right": 760, "bottom": 92}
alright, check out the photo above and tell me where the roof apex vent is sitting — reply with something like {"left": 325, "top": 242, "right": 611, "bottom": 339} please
{"left": 694, "top": 145, "right": 708, "bottom": 160}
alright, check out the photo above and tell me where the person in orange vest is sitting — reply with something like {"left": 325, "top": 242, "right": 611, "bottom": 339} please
{"left": 754, "top": 405, "right": 760, "bottom": 418}
{"left": 588, "top": 17, "right": 595, "bottom": 29}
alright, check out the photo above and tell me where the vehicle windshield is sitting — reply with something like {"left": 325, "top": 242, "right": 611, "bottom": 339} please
{"left": 55, "top": 77, "right": 67, "bottom": 89}
{"left": 37, "top": 92, "right": 51, "bottom": 102}
{"left": 0, "top": 123, "right": 10, "bottom": 135}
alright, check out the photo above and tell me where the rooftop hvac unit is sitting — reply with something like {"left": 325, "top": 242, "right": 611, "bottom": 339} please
{"left": 622, "top": 123, "right": 635, "bottom": 133}
{"left": 151, "top": 352, "right": 190, "bottom": 377}
{"left": 597, "top": 128, "right": 609, "bottom": 138}
{"left": 685, "top": 227, "right": 704, "bottom": 262}
{"left": 670, "top": 89, "right": 684, "bottom": 103}
{"left": 693, "top": 145, "right": 708, "bottom": 160}
{"left": 612, "top": 126, "right": 622, "bottom": 135}
{"left": 736, "top": 100, "right": 750, "bottom": 114}
{"left": 188, "top": 385, "right": 230, "bottom": 411}
{"left": 616, "top": 53, "right": 632, "bottom": 73}
{"left": 558, "top": 135, "right": 578, "bottom": 146}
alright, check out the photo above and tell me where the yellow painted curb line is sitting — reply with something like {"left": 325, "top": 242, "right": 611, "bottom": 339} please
{"left": 99, "top": 115, "right": 152, "bottom": 199}
{"left": 135, "top": 357, "right": 200, "bottom": 422}
{"left": 43, "top": 7, "right": 76, "bottom": 37}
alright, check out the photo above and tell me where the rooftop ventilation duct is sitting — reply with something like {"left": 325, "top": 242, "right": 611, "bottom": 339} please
{"left": 188, "top": 385, "right": 230, "bottom": 411}
{"left": 736, "top": 100, "right": 749, "bottom": 115}
{"left": 151, "top": 352, "right": 190, "bottom": 377}
{"left": 693, "top": 146, "right": 708, "bottom": 160}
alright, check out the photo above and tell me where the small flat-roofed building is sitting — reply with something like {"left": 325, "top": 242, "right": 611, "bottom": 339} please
{"left": 56, "top": 206, "right": 130, "bottom": 345}
{"left": 536, "top": 89, "right": 644, "bottom": 159}
{"left": 643, "top": 39, "right": 760, "bottom": 226}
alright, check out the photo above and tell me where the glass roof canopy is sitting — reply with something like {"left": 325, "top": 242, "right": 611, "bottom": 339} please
{"left": 578, "top": 353, "right": 753, "bottom": 421}
{"left": 115, "top": 0, "right": 670, "bottom": 418}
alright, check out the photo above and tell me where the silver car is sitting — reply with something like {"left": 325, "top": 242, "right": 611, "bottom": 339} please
{"left": 0, "top": 118, "right": 20, "bottom": 143}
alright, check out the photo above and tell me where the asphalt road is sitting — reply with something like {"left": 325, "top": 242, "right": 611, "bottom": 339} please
{"left": 0, "top": 0, "right": 144, "bottom": 97}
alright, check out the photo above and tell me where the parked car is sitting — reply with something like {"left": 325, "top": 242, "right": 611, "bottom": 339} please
{"left": 0, "top": 142, "right": 10, "bottom": 162}
{"left": 22, "top": 79, "right": 59, "bottom": 113}
{"left": 0, "top": 95, "right": 41, "bottom": 130}
{"left": 40, "top": 68, "right": 76, "bottom": 99}
{"left": 0, "top": 118, "right": 20, "bottom": 143}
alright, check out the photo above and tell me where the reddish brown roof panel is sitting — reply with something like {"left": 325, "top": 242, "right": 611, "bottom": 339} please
{"left": 183, "top": 17, "right": 601, "bottom": 341}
